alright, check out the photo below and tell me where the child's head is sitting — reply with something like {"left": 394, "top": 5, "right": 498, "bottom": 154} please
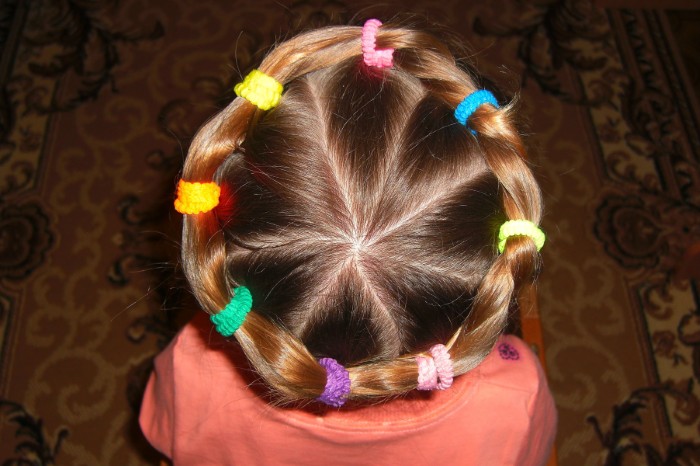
{"left": 176, "top": 20, "right": 543, "bottom": 405}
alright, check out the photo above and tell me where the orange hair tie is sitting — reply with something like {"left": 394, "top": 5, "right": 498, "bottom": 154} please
{"left": 174, "top": 180, "right": 221, "bottom": 214}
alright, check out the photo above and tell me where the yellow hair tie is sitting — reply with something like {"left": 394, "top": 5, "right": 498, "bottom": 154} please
{"left": 498, "top": 220, "right": 545, "bottom": 253}
{"left": 234, "top": 69, "right": 283, "bottom": 111}
{"left": 174, "top": 180, "right": 221, "bottom": 214}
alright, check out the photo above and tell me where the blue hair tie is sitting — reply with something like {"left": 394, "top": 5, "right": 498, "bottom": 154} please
{"left": 210, "top": 286, "right": 253, "bottom": 337}
{"left": 454, "top": 89, "right": 499, "bottom": 135}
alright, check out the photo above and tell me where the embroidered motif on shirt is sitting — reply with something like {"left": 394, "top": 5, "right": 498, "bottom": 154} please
{"left": 498, "top": 342, "right": 520, "bottom": 360}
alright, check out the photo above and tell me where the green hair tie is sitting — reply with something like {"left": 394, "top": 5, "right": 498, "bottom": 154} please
{"left": 498, "top": 220, "right": 546, "bottom": 253}
{"left": 210, "top": 286, "right": 253, "bottom": 337}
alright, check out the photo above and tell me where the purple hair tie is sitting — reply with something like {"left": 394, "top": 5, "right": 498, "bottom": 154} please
{"left": 317, "top": 358, "right": 351, "bottom": 407}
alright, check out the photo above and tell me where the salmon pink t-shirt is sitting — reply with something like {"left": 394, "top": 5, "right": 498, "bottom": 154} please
{"left": 140, "top": 313, "right": 557, "bottom": 465}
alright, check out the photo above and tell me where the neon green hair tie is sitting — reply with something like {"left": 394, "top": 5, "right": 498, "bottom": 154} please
{"left": 210, "top": 286, "right": 253, "bottom": 337}
{"left": 497, "top": 220, "right": 546, "bottom": 253}
{"left": 234, "top": 69, "right": 283, "bottom": 111}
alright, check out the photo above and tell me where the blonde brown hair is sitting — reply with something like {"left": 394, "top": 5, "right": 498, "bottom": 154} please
{"left": 179, "top": 24, "right": 543, "bottom": 403}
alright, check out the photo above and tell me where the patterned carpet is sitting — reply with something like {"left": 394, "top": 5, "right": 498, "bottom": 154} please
{"left": 1, "top": 0, "right": 699, "bottom": 464}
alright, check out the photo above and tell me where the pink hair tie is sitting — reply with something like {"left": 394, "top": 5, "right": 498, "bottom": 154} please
{"left": 362, "top": 19, "right": 394, "bottom": 69}
{"left": 416, "top": 356, "right": 438, "bottom": 390}
{"left": 429, "top": 344, "right": 454, "bottom": 390}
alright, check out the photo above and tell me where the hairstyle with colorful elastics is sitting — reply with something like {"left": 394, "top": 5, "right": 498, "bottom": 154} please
{"left": 178, "top": 19, "right": 544, "bottom": 405}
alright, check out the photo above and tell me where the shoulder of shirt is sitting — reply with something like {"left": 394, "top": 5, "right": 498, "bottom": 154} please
{"left": 156, "top": 312, "right": 234, "bottom": 367}
{"left": 159, "top": 316, "right": 547, "bottom": 399}
{"left": 474, "top": 334, "right": 548, "bottom": 396}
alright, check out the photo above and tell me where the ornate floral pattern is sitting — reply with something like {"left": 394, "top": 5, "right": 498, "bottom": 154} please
{"left": 595, "top": 193, "right": 692, "bottom": 272}
{"left": 588, "top": 384, "right": 700, "bottom": 465}
{"left": 0, "top": 399, "right": 69, "bottom": 466}
{"left": 498, "top": 342, "right": 520, "bottom": 361}
{"left": 0, "top": 202, "right": 52, "bottom": 280}
{"left": 0, "top": 0, "right": 163, "bottom": 199}
{"left": 22, "top": 0, "right": 163, "bottom": 113}
{"left": 476, "top": 0, "right": 700, "bottom": 460}
{"left": 474, "top": 0, "right": 610, "bottom": 103}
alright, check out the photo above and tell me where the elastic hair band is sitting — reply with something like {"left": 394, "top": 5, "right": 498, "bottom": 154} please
{"left": 416, "top": 345, "right": 453, "bottom": 390}
{"left": 416, "top": 356, "right": 438, "bottom": 390}
{"left": 317, "top": 358, "right": 351, "bottom": 407}
{"left": 429, "top": 344, "right": 454, "bottom": 390}
{"left": 174, "top": 180, "right": 221, "bottom": 214}
{"left": 498, "top": 219, "right": 546, "bottom": 253}
{"left": 362, "top": 19, "right": 394, "bottom": 69}
{"left": 234, "top": 69, "right": 283, "bottom": 111}
{"left": 454, "top": 89, "right": 499, "bottom": 135}
{"left": 210, "top": 286, "right": 253, "bottom": 337}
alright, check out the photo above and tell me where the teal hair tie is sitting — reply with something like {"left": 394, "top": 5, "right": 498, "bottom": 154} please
{"left": 210, "top": 286, "right": 253, "bottom": 337}
{"left": 498, "top": 220, "right": 545, "bottom": 253}
{"left": 454, "top": 89, "right": 499, "bottom": 135}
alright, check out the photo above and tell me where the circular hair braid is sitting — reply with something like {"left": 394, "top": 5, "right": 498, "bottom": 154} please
{"left": 179, "top": 24, "right": 543, "bottom": 403}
